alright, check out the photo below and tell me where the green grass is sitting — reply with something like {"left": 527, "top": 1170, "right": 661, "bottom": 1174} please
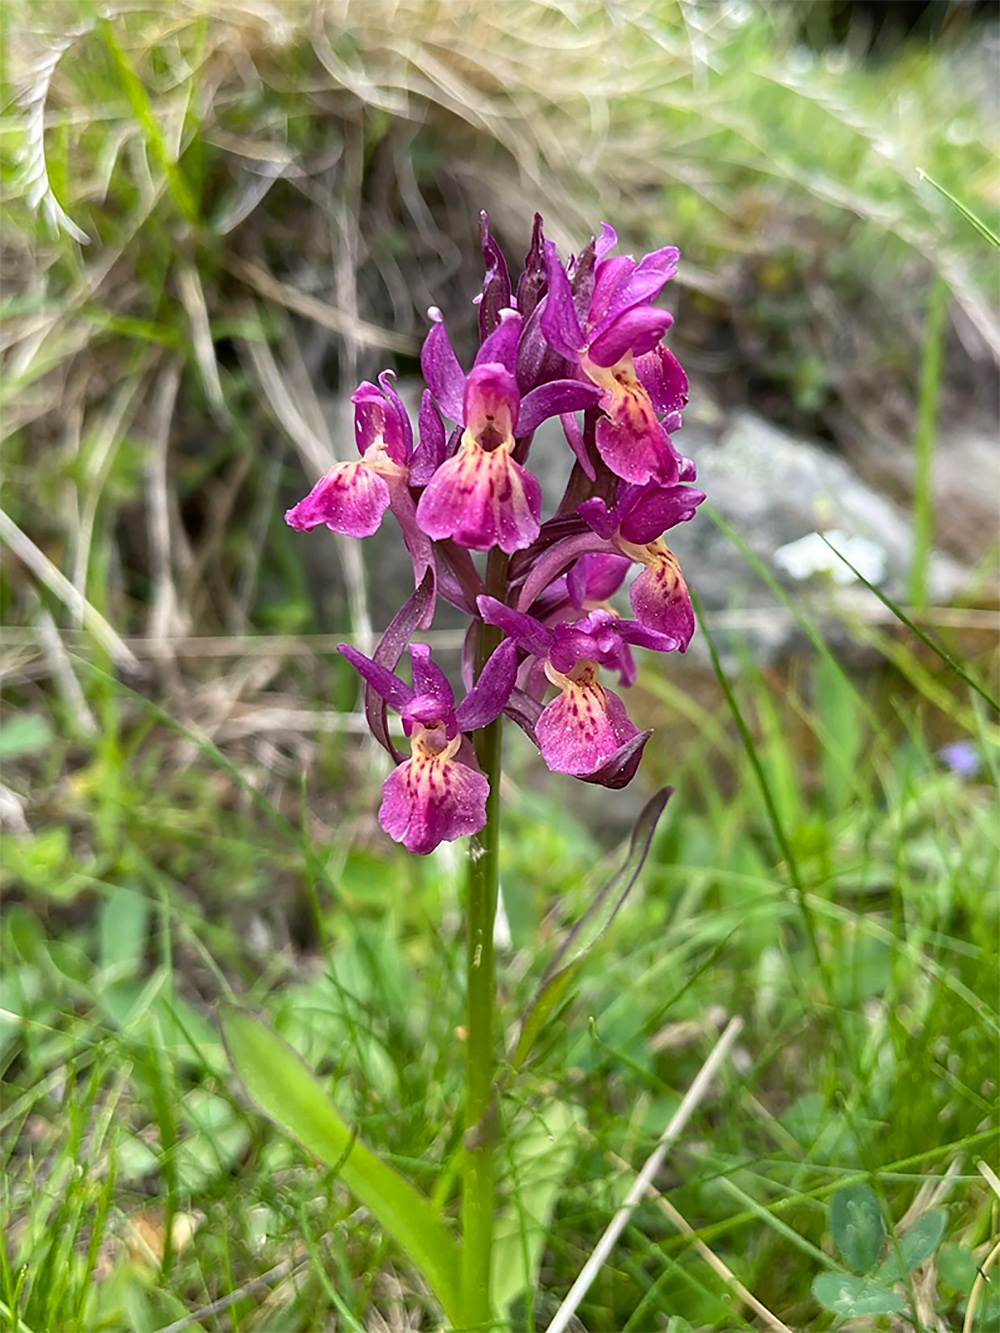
{"left": 2, "top": 605, "right": 997, "bottom": 1330}
{"left": 2, "top": 0, "right": 999, "bottom": 1328}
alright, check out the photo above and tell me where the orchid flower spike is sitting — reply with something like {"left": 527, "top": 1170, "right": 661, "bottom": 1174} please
{"left": 284, "top": 211, "right": 705, "bottom": 852}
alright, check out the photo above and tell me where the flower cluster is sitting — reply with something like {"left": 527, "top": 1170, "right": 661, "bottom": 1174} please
{"left": 287, "top": 214, "right": 704, "bottom": 853}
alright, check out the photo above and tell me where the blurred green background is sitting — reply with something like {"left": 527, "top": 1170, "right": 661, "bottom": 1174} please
{"left": 1, "top": 2, "right": 998, "bottom": 1330}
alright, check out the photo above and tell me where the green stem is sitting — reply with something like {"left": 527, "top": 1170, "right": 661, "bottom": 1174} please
{"left": 462, "top": 548, "right": 508, "bottom": 1328}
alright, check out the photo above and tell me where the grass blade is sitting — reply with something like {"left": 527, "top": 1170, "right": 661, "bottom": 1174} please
{"left": 819, "top": 536, "right": 999, "bottom": 715}
{"left": 220, "top": 1006, "right": 464, "bottom": 1327}
{"left": 917, "top": 169, "right": 1000, "bottom": 248}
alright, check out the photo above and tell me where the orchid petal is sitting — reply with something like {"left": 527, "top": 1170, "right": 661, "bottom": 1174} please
{"left": 518, "top": 379, "right": 601, "bottom": 437}
{"left": 677, "top": 454, "right": 698, "bottom": 483}
{"left": 589, "top": 255, "right": 635, "bottom": 326}
{"left": 617, "top": 618, "right": 683, "bottom": 653}
{"left": 474, "top": 308, "right": 522, "bottom": 376}
{"left": 464, "top": 363, "right": 520, "bottom": 439}
{"left": 379, "top": 738, "right": 488, "bottom": 854}
{"left": 409, "top": 390, "right": 446, "bottom": 486}
{"left": 593, "top": 222, "right": 618, "bottom": 262}
{"left": 567, "top": 552, "right": 630, "bottom": 607}
{"left": 587, "top": 306, "right": 674, "bottom": 368}
{"left": 595, "top": 411, "right": 680, "bottom": 487}
{"left": 536, "top": 674, "right": 638, "bottom": 776}
{"left": 477, "top": 596, "right": 553, "bottom": 659}
{"left": 618, "top": 483, "right": 706, "bottom": 544}
{"left": 516, "top": 530, "right": 617, "bottom": 611}
{"left": 377, "top": 370, "right": 414, "bottom": 460}
{"left": 338, "top": 644, "right": 415, "bottom": 713}
{"left": 351, "top": 378, "right": 409, "bottom": 465}
{"left": 616, "top": 641, "right": 637, "bottom": 687}
{"left": 576, "top": 497, "right": 618, "bottom": 540}
{"left": 420, "top": 310, "right": 466, "bottom": 423}
{"left": 609, "top": 245, "right": 680, "bottom": 315}
{"left": 577, "top": 727, "right": 651, "bottom": 789}
{"left": 416, "top": 440, "right": 540, "bottom": 554}
{"left": 285, "top": 463, "right": 391, "bottom": 537}
{"left": 540, "top": 241, "right": 585, "bottom": 359}
{"left": 455, "top": 638, "right": 518, "bottom": 732}
{"left": 635, "top": 345, "right": 689, "bottom": 418}
{"left": 629, "top": 547, "right": 696, "bottom": 649}
{"left": 408, "top": 643, "right": 456, "bottom": 713}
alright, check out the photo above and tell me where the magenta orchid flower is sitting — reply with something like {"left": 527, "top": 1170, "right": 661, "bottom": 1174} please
{"left": 577, "top": 482, "right": 704, "bottom": 647}
{"left": 285, "top": 210, "right": 705, "bottom": 852}
{"left": 513, "top": 480, "right": 703, "bottom": 651}
{"left": 285, "top": 372, "right": 438, "bottom": 619}
{"left": 540, "top": 228, "right": 688, "bottom": 486}
{"left": 416, "top": 307, "right": 599, "bottom": 553}
{"left": 338, "top": 638, "right": 517, "bottom": 854}
{"left": 566, "top": 552, "right": 631, "bottom": 612}
{"left": 478, "top": 596, "right": 674, "bottom": 778}
{"left": 286, "top": 371, "right": 410, "bottom": 537}
{"left": 526, "top": 551, "right": 632, "bottom": 655}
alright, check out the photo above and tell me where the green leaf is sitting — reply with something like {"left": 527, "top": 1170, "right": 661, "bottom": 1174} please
{"left": 937, "top": 1242, "right": 979, "bottom": 1297}
{"left": 220, "top": 1006, "right": 463, "bottom": 1327}
{"left": 877, "top": 1208, "right": 948, "bottom": 1282}
{"left": 512, "top": 787, "right": 671, "bottom": 1070}
{"left": 511, "top": 964, "right": 579, "bottom": 1074}
{"left": 492, "top": 1100, "right": 583, "bottom": 1316}
{"left": 99, "top": 884, "right": 150, "bottom": 974}
{"left": 829, "top": 1183, "right": 883, "bottom": 1274}
{"left": 0, "top": 714, "right": 53, "bottom": 760}
{"left": 175, "top": 1089, "right": 251, "bottom": 1192}
{"left": 812, "top": 1272, "right": 906, "bottom": 1318}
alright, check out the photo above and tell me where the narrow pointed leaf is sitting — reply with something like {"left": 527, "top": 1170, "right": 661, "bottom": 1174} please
{"left": 917, "top": 169, "right": 1000, "bottom": 248}
{"left": 512, "top": 788, "right": 671, "bottom": 1070}
{"left": 220, "top": 1007, "right": 463, "bottom": 1325}
{"left": 511, "top": 962, "right": 580, "bottom": 1074}
{"left": 365, "top": 569, "right": 436, "bottom": 760}
{"left": 819, "top": 535, "right": 999, "bottom": 716}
